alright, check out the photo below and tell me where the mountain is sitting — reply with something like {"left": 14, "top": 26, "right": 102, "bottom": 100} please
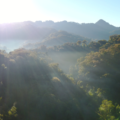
{"left": 35, "top": 20, "right": 120, "bottom": 40}
{"left": 23, "top": 31, "right": 90, "bottom": 48}
{"left": 0, "top": 20, "right": 120, "bottom": 41}
{"left": 0, "top": 23, "right": 57, "bottom": 40}
{"left": 95, "top": 19, "right": 117, "bottom": 32}
{"left": 41, "top": 31, "right": 91, "bottom": 46}
{"left": 110, "top": 28, "right": 120, "bottom": 35}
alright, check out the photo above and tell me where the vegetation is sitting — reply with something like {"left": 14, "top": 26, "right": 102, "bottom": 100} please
{"left": 22, "top": 31, "right": 91, "bottom": 49}
{"left": 0, "top": 49, "right": 85, "bottom": 120}
{"left": 1, "top": 35, "right": 120, "bottom": 120}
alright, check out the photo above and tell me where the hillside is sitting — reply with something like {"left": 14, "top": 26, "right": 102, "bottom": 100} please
{"left": 0, "top": 23, "right": 57, "bottom": 40}
{"left": 1, "top": 34, "right": 120, "bottom": 120}
{"left": 0, "top": 19, "right": 120, "bottom": 41}
{"left": 110, "top": 28, "right": 120, "bottom": 35}
{"left": 41, "top": 31, "right": 91, "bottom": 46}
{"left": 35, "top": 19, "right": 120, "bottom": 40}
{"left": 22, "top": 31, "right": 91, "bottom": 49}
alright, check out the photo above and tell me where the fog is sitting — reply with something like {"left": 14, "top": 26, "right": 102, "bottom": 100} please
{"left": 1, "top": 35, "right": 120, "bottom": 120}
{"left": 0, "top": 39, "right": 41, "bottom": 52}
{"left": 0, "top": 40, "right": 87, "bottom": 75}
{"left": 48, "top": 52, "right": 87, "bottom": 74}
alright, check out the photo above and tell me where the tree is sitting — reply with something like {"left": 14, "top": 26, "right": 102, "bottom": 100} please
{"left": 98, "top": 40, "right": 107, "bottom": 46}
{"left": 82, "top": 40, "right": 87, "bottom": 47}
{"left": 88, "top": 41, "right": 100, "bottom": 51}
{"left": 77, "top": 40, "right": 81, "bottom": 46}
{"left": 98, "top": 99, "right": 115, "bottom": 120}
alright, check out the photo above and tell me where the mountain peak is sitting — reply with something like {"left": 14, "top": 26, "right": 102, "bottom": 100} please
{"left": 95, "top": 19, "right": 116, "bottom": 31}
{"left": 96, "top": 19, "right": 109, "bottom": 25}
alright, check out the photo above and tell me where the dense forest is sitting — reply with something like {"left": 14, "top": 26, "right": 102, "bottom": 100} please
{"left": 0, "top": 34, "right": 120, "bottom": 120}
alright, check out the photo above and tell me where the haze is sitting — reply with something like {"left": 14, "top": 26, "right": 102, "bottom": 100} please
{"left": 0, "top": 0, "right": 120, "bottom": 120}
{"left": 0, "top": 0, "right": 120, "bottom": 26}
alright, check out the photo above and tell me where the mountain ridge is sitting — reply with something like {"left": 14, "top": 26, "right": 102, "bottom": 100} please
{"left": 0, "top": 19, "right": 120, "bottom": 40}
{"left": 34, "top": 19, "right": 120, "bottom": 40}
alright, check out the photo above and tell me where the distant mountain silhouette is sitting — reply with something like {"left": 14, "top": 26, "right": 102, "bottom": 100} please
{"left": 0, "top": 23, "right": 57, "bottom": 40}
{"left": 0, "top": 20, "right": 120, "bottom": 41}
{"left": 95, "top": 19, "right": 117, "bottom": 32}
{"left": 35, "top": 19, "right": 120, "bottom": 40}
{"left": 110, "top": 28, "right": 120, "bottom": 35}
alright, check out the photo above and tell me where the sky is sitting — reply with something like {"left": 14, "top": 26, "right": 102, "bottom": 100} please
{"left": 0, "top": 0, "right": 120, "bottom": 26}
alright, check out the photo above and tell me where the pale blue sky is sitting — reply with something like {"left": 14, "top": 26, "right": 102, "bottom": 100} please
{"left": 0, "top": 0, "right": 119, "bottom": 26}
{"left": 33, "top": 0, "right": 120, "bottom": 26}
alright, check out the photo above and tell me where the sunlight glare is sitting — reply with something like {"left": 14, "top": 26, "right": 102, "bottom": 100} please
{"left": 0, "top": 0, "right": 43, "bottom": 23}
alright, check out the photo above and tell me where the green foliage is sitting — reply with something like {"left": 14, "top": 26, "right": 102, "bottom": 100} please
{"left": 0, "top": 48, "right": 86, "bottom": 120}
{"left": 98, "top": 99, "right": 115, "bottom": 120}
{"left": 8, "top": 104, "right": 17, "bottom": 117}
{"left": 1, "top": 35, "right": 120, "bottom": 120}
{"left": 52, "top": 77, "right": 61, "bottom": 82}
{"left": 78, "top": 43, "right": 120, "bottom": 78}
{"left": 76, "top": 40, "right": 81, "bottom": 45}
{"left": 82, "top": 40, "right": 87, "bottom": 47}
{"left": 41, "top": 31, "right": 91, "bottom": 46}
{"left": 98, "top": 99, "right": 120, "bottom": 120}
{"left": 0, "top": 114, "right": 3, "bottom": 120}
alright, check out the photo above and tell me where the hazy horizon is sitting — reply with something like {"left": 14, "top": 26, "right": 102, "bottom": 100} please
{"left": 0, "top": 19, "right": 119, "bottom": 28}
{"left": 0, "top": 0, "right": 120, "bottom": 26}
{"left": 0, "top": 1, "right": 120, "bottom": 120}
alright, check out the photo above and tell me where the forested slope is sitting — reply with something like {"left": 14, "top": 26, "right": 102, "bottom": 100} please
{"left": 0, "top": 49, "right": 86, "bottom": 120}
{"left": 1, "top": 35, "right": 120, "bottom": 120}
